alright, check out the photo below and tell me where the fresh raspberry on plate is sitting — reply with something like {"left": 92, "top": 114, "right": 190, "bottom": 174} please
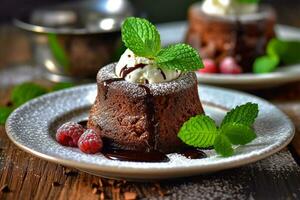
{"left": 56, "top": 122, "right": 85, "bottom": 147}
{"left": 78, "top": 129, "right": 103, "bottom": 154}
{"left": 220, "top": 57, "right": 242, "bottom": 74}
{"left": 199, "top": 58, "right": 218, "bottom": 74}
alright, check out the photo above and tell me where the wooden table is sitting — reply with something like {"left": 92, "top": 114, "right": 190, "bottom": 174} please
{"left": 1, "top": 28, "right": 300, "bottom": 200}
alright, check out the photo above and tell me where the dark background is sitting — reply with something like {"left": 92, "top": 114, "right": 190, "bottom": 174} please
{"left": 1, "top": 0, "right": 300, "bottom": 26}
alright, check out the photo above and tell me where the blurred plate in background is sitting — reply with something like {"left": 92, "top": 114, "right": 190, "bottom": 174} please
{"left": 158, "top": 22, "right": 300, "bottom": 89}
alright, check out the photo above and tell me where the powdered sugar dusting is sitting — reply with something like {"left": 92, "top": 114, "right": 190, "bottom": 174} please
{"left": 97, "top": 63, "right": 197, "bottom": 97}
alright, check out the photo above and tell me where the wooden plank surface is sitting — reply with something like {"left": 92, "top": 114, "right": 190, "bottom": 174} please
{"left": 0, "top": 122, "right": 300, "bottom": 200}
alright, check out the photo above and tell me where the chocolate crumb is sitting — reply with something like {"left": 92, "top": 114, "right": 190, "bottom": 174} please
{"left": 1, "top": 184, "right": 10, "bottom": 193}
{"left": 63, "top": 168, "right": 78, "bottom": 176}
{"left": 124, "top": 192, "right": 137, "bottom": 200}
{"left": 91, "top": 182, "right": 99, "bottom": 189}
{"left": 52, "top": 181, "right": 60, "bottom": 187}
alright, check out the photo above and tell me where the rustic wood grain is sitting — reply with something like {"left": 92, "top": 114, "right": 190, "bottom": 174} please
{"left": 1, "top": 123, "right": 300, "bottom": 200}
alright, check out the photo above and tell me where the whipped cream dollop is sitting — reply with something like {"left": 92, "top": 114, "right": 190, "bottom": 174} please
{"left": 115, "top": 49, "right": 181, "bottom": 84}
{"left": 202, "top": 0, "right": 258, "bottom": 16}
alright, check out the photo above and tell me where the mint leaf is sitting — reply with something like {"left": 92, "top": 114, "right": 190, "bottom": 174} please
{"left": 221, "top": 123, "right": 256, "bottom": 145}
{"left": 267, "top": 39, "right": 300, "bottom": 65}
{"left": 52, "top": 82, "right": 74, "bottom": 91}
{"left": 121, "top": 17, "right": 160, "bottom": 58}
{"left": 214, "top": 134, "right": 234, "bottom": 157}
{"left": 221, "top": 103, "right": 259, "bottom": 127}
{"left": 155, "top": 44, "right": 203, "bottom": 71}
{"left": 11, "top": 82, "right": 48, "bottom": 107}
{"left": 178, "top": 115, "right": 217, "bottom": 148}
{"left": 253, "top": 55, "right": 279, "bottom": 74}
{"left": 0, "top": 106, "right": 13, "bottom": 125}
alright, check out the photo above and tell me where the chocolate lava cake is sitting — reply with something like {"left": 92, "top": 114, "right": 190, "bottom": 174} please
{"left": 186, "top": 3, "right": 276, "bottom": 72}
{"left": 87, "top": 63, "right": 204, "bottom": 153}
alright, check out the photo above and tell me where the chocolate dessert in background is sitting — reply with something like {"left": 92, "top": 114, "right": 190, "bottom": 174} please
{"left": 186, "top": 2, "right": 276, "bottom": 72}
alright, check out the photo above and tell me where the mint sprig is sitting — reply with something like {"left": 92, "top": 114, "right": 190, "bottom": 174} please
{"left": 221, "top": 102, "right": 259, "bottom": 127}
{"left": 253, "top": 39, "right": 300, "bottom": 73}
{"left": 0, "top": 82, "right": 75, "bottom": 125}
{"left": 214, "top": 134, "right": 234, "bottom": 157}
{"left": 155, "top": 44, "right": 203, "bottom": 72}
{"left": 11, "top": 82, "right": 48, "bottom": 107}
{"left": 121, "top": 17, "right": 203, "bottom": 71}
{"left": 122, "top": 17, "right": 161, "bottom": 58}
{"left": 178, "top": 115, "right": 217, "bottom": 148}
{"left": 178, "top": 102, "right": 259, "bottom": 157}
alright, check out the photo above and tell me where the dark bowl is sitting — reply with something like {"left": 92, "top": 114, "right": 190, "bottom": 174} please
{"left": 14, "top": 0, "right": 133, "bottom": 82}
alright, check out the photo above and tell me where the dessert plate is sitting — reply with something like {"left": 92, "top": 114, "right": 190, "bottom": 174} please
{"left": 6, "top": 84, "right": 294, "bottom": 180}
{"left": 158, "top": 22, "right": 300, "bottom": 89}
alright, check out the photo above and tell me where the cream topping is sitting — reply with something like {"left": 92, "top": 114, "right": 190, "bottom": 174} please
{"left": 115, "top": 49, "right": 181, "bottom": 84}
{"left": 202, "top": 0, "right": 258, "bottom": 16}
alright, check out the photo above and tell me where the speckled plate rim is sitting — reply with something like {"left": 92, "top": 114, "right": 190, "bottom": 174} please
{"left": 5, "top": 84, "right": 295, "bottom": 179}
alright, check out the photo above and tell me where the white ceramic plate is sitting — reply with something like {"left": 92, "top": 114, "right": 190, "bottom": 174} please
{"left": 158, "top": 22, "right": 300, "bottom": 89}
{"left": 5, "top": 84, "right": 294, "bottom": 180}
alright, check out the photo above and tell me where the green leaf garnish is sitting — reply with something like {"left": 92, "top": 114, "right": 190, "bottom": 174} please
{"left": 121, "top": 17, "right": 161, "bottom": 58}
{"left": 178, "top": 115, "right": 217, "bottom": 148}
{"left": 52, "top": 82, "right": 75, "bottom": 91}
{"left": 121, "top": 17, "right": 203, "bottom": 71}
{"left": 267, "top": 39, "right": 300, "bottom": 64}
{"left": 221, "top": 102, "right": 259, "bottom": 127}
{"left": 253, "top": 38, "right": 300, "bottom": 73}
{"left": 214, "top": 134, "right": 234, "bottom": 157}
{"left": 221, "top": 123, "right": 256, "bottom": 145}
{"left": 0, "top": 106, "right": 13, "bottom": 125}
{"left": 0, "top": 82, "right": 76, "bottom": 126}
{"left": 253, "top": 55, "right": 279, "bottom": 74}
{"left": 11, "top": 82, "right": 48, "bottom": 107}
{"left": 178, "top": 102, "right": 259, "bottom": 157}
{"left": 155, "top": 44, "right": 204, "bottom": 72}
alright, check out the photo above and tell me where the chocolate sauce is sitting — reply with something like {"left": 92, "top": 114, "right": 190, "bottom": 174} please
{"left": 78, "top": 120, "right": 88, "bottom": 129}
{"left": 102, "top": 78, "right": 124, "bottom": 99}
{"left": 233, "top": 18, "right": 245, "bottom": 62}
{"left": 103, "top": 149, "right": 169, "bottom": 162}
{"left": 138, "top": 84, "right": 159, "bottom": 150}
{"left": 120, "top": 63, "right": 146, "bottom": 78}
{"left": 159, "top": 68, "right": 166, "bottom": 80}
{"left": 179, "top": 149, "right": 207, "bottom": 159}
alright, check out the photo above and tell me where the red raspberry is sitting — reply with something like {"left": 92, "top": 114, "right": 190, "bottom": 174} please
{"left": 199, "top": 58, "right": 218, "bottom": 74}
{"left": 56, "top": 122, "right": 85, "bottom": 147}
{"left": 220, "top": 57, "right": 242, "bottom": 74}
{"left": 78, "top": 129, "right": 103, "bottom": 154}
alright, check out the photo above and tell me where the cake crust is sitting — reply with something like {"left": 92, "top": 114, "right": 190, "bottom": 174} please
{"left": 88, "top": 63, "right": 204, "bottom": 153}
